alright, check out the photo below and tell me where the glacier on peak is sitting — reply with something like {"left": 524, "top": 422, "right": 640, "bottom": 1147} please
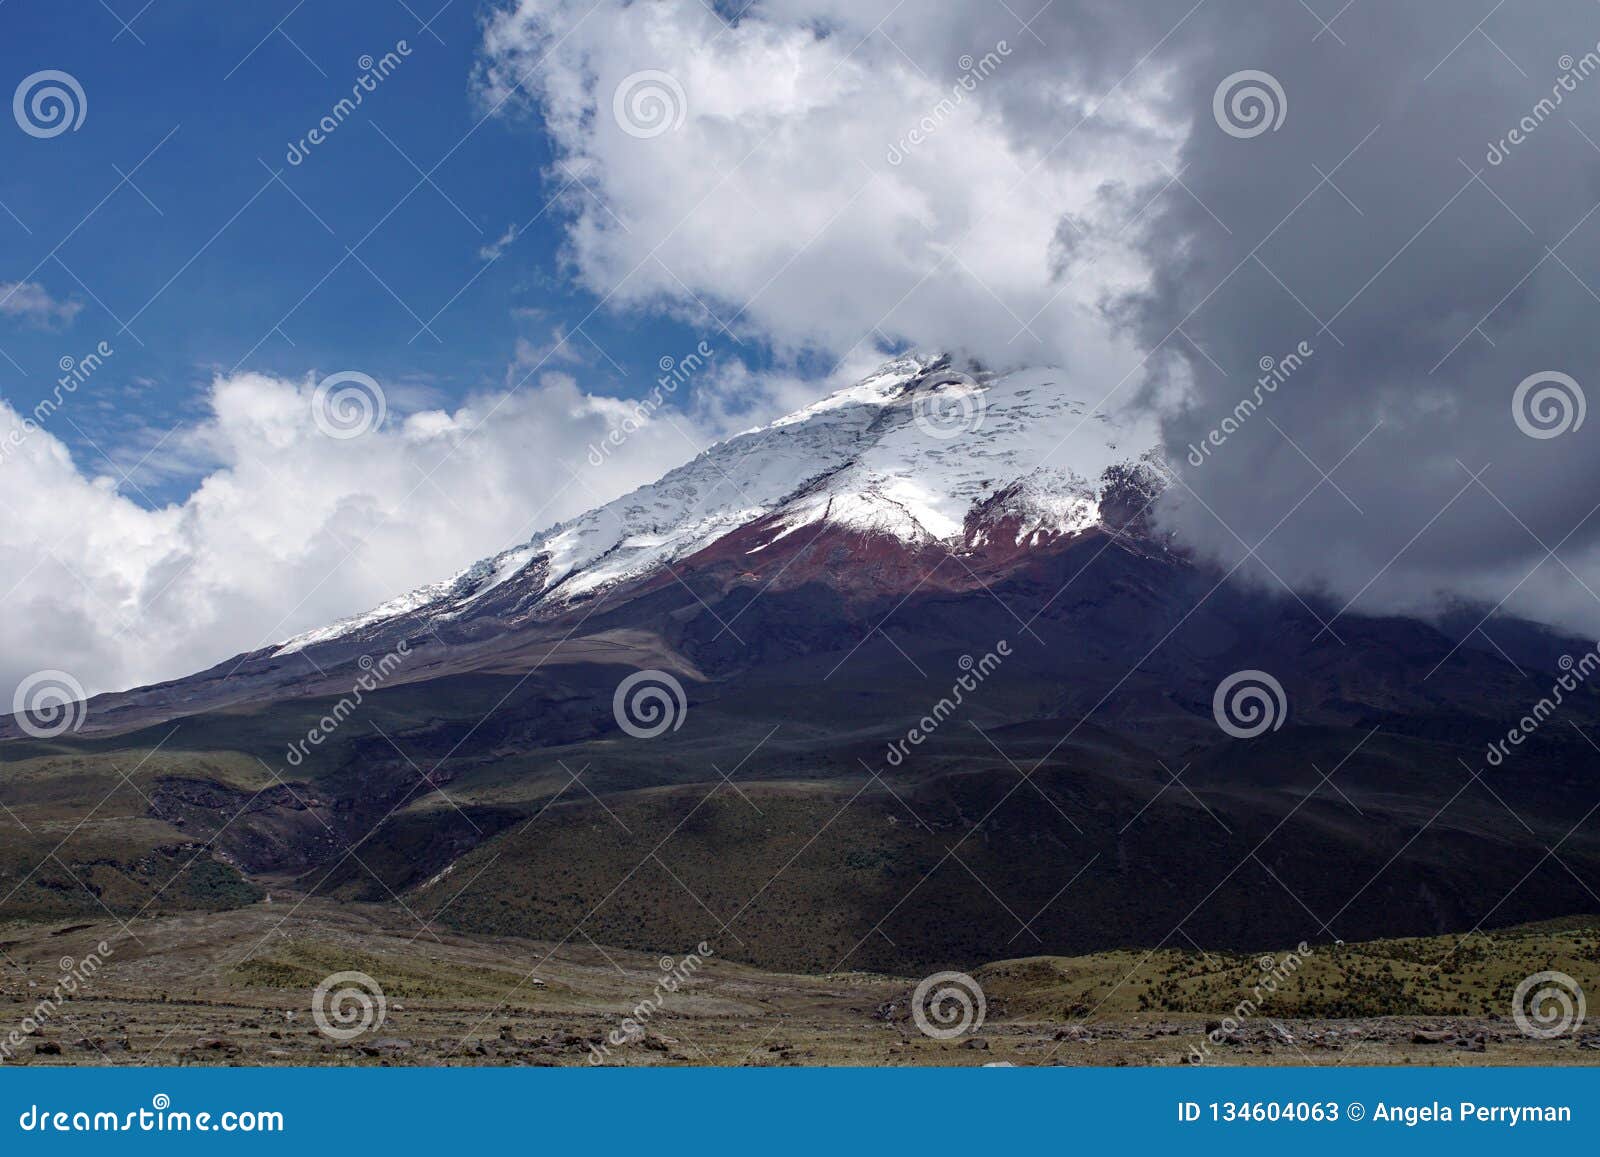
{"left": 274, "top": 358, "right": 1157, "bottom": 655}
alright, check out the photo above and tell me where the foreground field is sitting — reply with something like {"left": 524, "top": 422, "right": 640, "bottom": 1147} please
{"left": 2, "top": 900, "right": 1595, "bottom": 1066}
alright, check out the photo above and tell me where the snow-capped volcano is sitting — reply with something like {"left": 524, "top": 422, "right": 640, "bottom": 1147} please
{"left": 278, "top": 356, "right": 1163, "bottom": 655}
{"left": 274, "top": 358, "right": 1161, "bottom": 654}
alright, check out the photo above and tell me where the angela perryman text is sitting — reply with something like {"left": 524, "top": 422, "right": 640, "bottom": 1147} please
{"left": 1176, "top": 1101, "right": 1575, "bottom": 1128}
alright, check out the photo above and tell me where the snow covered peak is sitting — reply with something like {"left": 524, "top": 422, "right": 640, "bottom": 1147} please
{"left": 275, "top": 358, "right": 1158, "bottom": 654}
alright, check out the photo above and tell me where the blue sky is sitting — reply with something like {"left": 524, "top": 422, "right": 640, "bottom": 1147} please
{"left": 0, "top": 0, "right": 706, "bottom": 504}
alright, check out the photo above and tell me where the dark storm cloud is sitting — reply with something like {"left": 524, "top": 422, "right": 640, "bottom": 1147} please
{"left": 771, "top": 0, "right": 1600, "bottom": 639}
{"left": 1115, "top": 0, "right": 1600, "bottom": 637}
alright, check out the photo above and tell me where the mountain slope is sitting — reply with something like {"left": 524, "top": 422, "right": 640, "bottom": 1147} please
{"left": 12, "top": 356, "right": 1162, "bottom": 736}
{"left": 3, "top": 356, "right": 1598, "bottom": 975}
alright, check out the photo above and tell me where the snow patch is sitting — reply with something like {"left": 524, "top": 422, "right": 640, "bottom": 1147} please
{"left": 275, "top": 358, "right": 1157, "bottom": 653}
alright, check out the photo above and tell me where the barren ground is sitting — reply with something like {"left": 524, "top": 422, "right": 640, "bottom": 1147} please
{"left": 3, "top": 900, "right": 1596, "bottom": 1067}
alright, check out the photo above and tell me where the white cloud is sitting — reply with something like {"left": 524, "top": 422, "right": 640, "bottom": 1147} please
{"left": 508, "top": 323, "right": 585, "bottom": 378}
{"left": 0, "top": 366, "right": 776, "bottom": 698}
{"left": 478, "top": 0, "right": 1183, "bottom": 389}
{"left": 0, "top": 281, "right": 82, "bottom": 329}
{"left": 479, "top": 222, "right": 520, "bottom": 262}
